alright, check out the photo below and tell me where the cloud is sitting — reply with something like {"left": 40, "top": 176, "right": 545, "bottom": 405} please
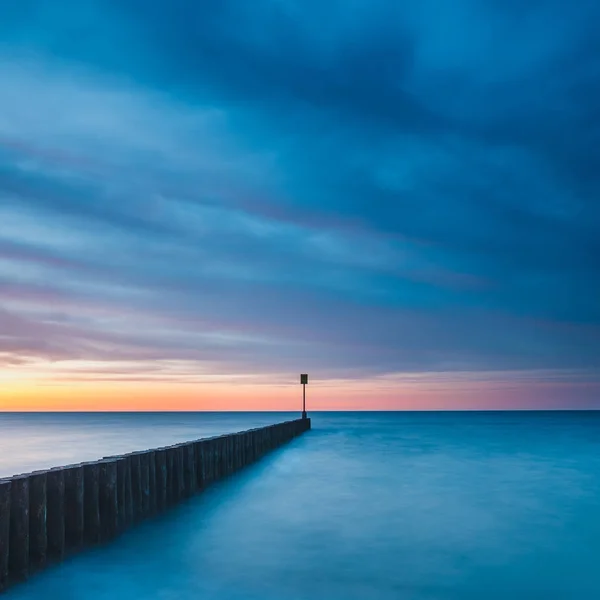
{"left": 0, "top": 0, "right": 599, "bottom": 401}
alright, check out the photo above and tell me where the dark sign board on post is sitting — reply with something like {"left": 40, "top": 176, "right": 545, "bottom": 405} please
{"left": 300, "top": 374, "right": 308, "bottom": 419}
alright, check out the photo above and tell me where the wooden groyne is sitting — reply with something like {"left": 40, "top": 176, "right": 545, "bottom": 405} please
{"left": 0, "top": 417, "right": 311, "bottom": 592}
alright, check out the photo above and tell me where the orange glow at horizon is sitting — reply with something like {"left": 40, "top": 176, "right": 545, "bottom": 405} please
{"left": 1, "top": 370, "right": 598, "bottom": 412}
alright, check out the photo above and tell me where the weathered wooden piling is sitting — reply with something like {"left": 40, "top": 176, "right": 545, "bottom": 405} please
{"left": 212, "top": 438, "right": 219, "bottom": 482}
{"left": 230, "top": 435, "right": 236, "bottom": 472}
{"left": 211, "top": 438, "right": 219, "bottom": 480}
{"left": 154, "top": 449, "right": 168, "bottom": 512}
{"left": 193, "top": 441, "right": 205, "bottom": 490}
{"left": 0, "top": 418, "right": 311, "bottom": 593}
{"left": 165, "top": 447, "right": 175, "bottom": 506}
{"left": 246, "top": 431, "right": 252, "bottom": 463}
{"left": 147, "top": 451, "right": 157, "bottom": 516}
{"left": 252, "top": 429, "right": 259, "bottom": 460}
{"left": 9, "top": 475, "right": 29, "bottom": 582}
{"left": 0, "top": 479, "right": 11, "bottom": 591}
{"left": 204, "top": 439, "right": 214, "bottom": 484}
{"left": 138, "top": 452, "right": 151, "bottom": 517}
{"left": 114, "top": 457, "right": 131, "bottom": 532}
{"left": 233, "top": 434, "right": 239, "bottom": 472}
{"left": 226, "top": 436, "right": 233, "bottom": 475}
{"left": 83, "top": 462, "right": 101, "bottom": 545}
{"left": 98, "top": 460, "right": 118, "bottom": 541}
{"left": 63, "top": 464, "right": 84, "bottom": 550}
{"left": 219, "top": 436, "right": 227, "bottom": 478}
{"left": 129, "top": 453, "right": 142, "bottom": 522}
{"left": 166, "top": 446, "right": 182, "bottom": 504}
{"left": 208, "top": 439, "right": 215, "bottom": 483}
{"left": 182, "top": 444, "right": 196, "bottom": 496}
{"left": 219, "top": 437, "right": 227, "bottom": 476}
{"left": 46, "top": 468, "right": 65, "bottom": 562}
{"left": 28, "top": 471, "right": 47, "bottom": 570}
{"left": 175, "top": 446, "right": 185, "bottom": 501}
{"left": 232, "top": 434, "right": 238, "bottom": 471}
{"left": 244, "top": 432, "right": 251, "bottom": 465}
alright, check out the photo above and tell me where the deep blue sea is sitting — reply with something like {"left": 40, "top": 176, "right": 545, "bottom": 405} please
{"left": 1, "top": 411, "right": 600, "bottom": 599}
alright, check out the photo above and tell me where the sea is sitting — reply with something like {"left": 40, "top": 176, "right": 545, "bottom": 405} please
{"left": 1, "top": 411, "right": 599, "bottom": 599}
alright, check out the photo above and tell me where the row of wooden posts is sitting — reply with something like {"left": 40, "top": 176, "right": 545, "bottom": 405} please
{"left": 0, "top": 417, "right": 311, "bottom": 592}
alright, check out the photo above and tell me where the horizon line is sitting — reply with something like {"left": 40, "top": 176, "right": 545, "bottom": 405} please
{"left": 1, "top": 408, "right": 599, "bottom": 414}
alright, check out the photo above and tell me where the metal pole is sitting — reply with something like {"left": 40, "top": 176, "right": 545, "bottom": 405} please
{"left": 302, "top": 383, "right": 306, "bottom": 419}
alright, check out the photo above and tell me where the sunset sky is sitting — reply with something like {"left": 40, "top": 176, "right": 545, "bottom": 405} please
{"left": 1, "top": 0, "right": 599, "bottom": 411}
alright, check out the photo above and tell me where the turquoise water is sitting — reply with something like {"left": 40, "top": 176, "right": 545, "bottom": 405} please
{"left": 2, "top": 411, "right": 600, "bottom": 599}
{"left": 0, "top": 412, "right": 290, "bottom": 477}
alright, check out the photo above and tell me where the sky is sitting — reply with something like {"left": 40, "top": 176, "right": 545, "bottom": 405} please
{"left": 0, "top": 0, "right": 599, "bottom": 411}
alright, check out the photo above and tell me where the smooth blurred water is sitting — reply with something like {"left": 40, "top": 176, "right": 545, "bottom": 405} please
{"left": 0, "top": 412, "right": 291, "bottom": 477}
{"left": 3, "top": 411, "right": 600, "bottom": 599}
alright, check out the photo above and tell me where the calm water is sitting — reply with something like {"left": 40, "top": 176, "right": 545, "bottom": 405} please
{"left": 2, "top": 411, "right": 600, "bottom": 599}
{"left": 0, "top": 412, "right": 291, "bottom": 477}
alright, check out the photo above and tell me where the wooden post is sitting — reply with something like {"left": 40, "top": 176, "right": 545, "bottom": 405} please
{"left": 98, "top": 459, "right": 118, "bottom": 540}
{"left": 235, "top": 434, "right": 242, "bottom": 469}
{"left": 234, "top": 434, "right": 239, "bottom": 470}
{"left": 46, "top": 468, "right": 65, "bottom": 562}
{"left": 147, "top": 451, "right": 157, "bottom": 516}
{"left": 215, "top": 437, "right": 224, "bottom": 480}
{"left": 167, "top": 446, "right": 183, "bottom": 502}
{"left": 227, "top": 436, "right": 233, "bottom": 474}
{"left": 222, "top": 437, "right": 229, "bottom": 476}
{"left": 248, "top": 430, "right": 255, "bottom": 463}
{"left": 175, "top": 446, "right": 185, "bottom": 500}
{"left": 0, "top": 479, "right": 11, "bottom": 591}
{"left": 207, "top": 439, "right": 215, "bottom": 484}
{"left": 257, "top": 429, "right": 263, "bottom": 458}
{"left": 123, "top": 456, "right": 133, "bottom": 526}
{"left": 231, "top": 435, "right": 236, "bottom": 470}
{"left": 182, "top": 444, "right": 196, "bottom": 496}
{"left": 129, "top": 453, "right": 142, "bottom": 521}
{"left": 246, "top": 431, "right": 252, "bottom": 464}
{"left": 212, "top": 439, "right": 219, "bottom": 481}
{"left": 165, "top": 447, "right": 175, "bottom": 505}
{"left": 154, "top": 450, "right": 168, "bottom": 512}
{"left": 214, "top": 438, "right": 221, "bottom": 480}
{"left": 213, "top": 438, "right": 220, "bottom": 480}
{"left": 223, "top": 436, "right": 230, "bottom": 476}
{"left": 83, "top": 462, "right": 100, "bottom": 545}
{"left": 114, "top": 456, "right": 131, "bottom": 532}
{"left": 139, "top": 452, "right": 151, "bottom": 517}
{"left": 63, "top": 465, "right": 84, "bottom": 550}
{"left": 230, "top": 435, "right": 236, "bottom": 473}
{"left": 224, "top": 437, "right": 230, "bottom": 475}
{"left": 193, "top": 441, "right": 205, "bottom": 490}
{"left": 205, "top": 440, "right": 214, "bottom": 484}
{"left": 28, "top": 470, "right": 47, "bottom": 571}
{"left": 9, "top": 475, "right": 30, "bottom": 582}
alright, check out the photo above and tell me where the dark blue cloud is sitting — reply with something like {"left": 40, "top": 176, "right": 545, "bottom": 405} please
{"left": 1, "top": 0, "right": 599, "bottom": 391}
